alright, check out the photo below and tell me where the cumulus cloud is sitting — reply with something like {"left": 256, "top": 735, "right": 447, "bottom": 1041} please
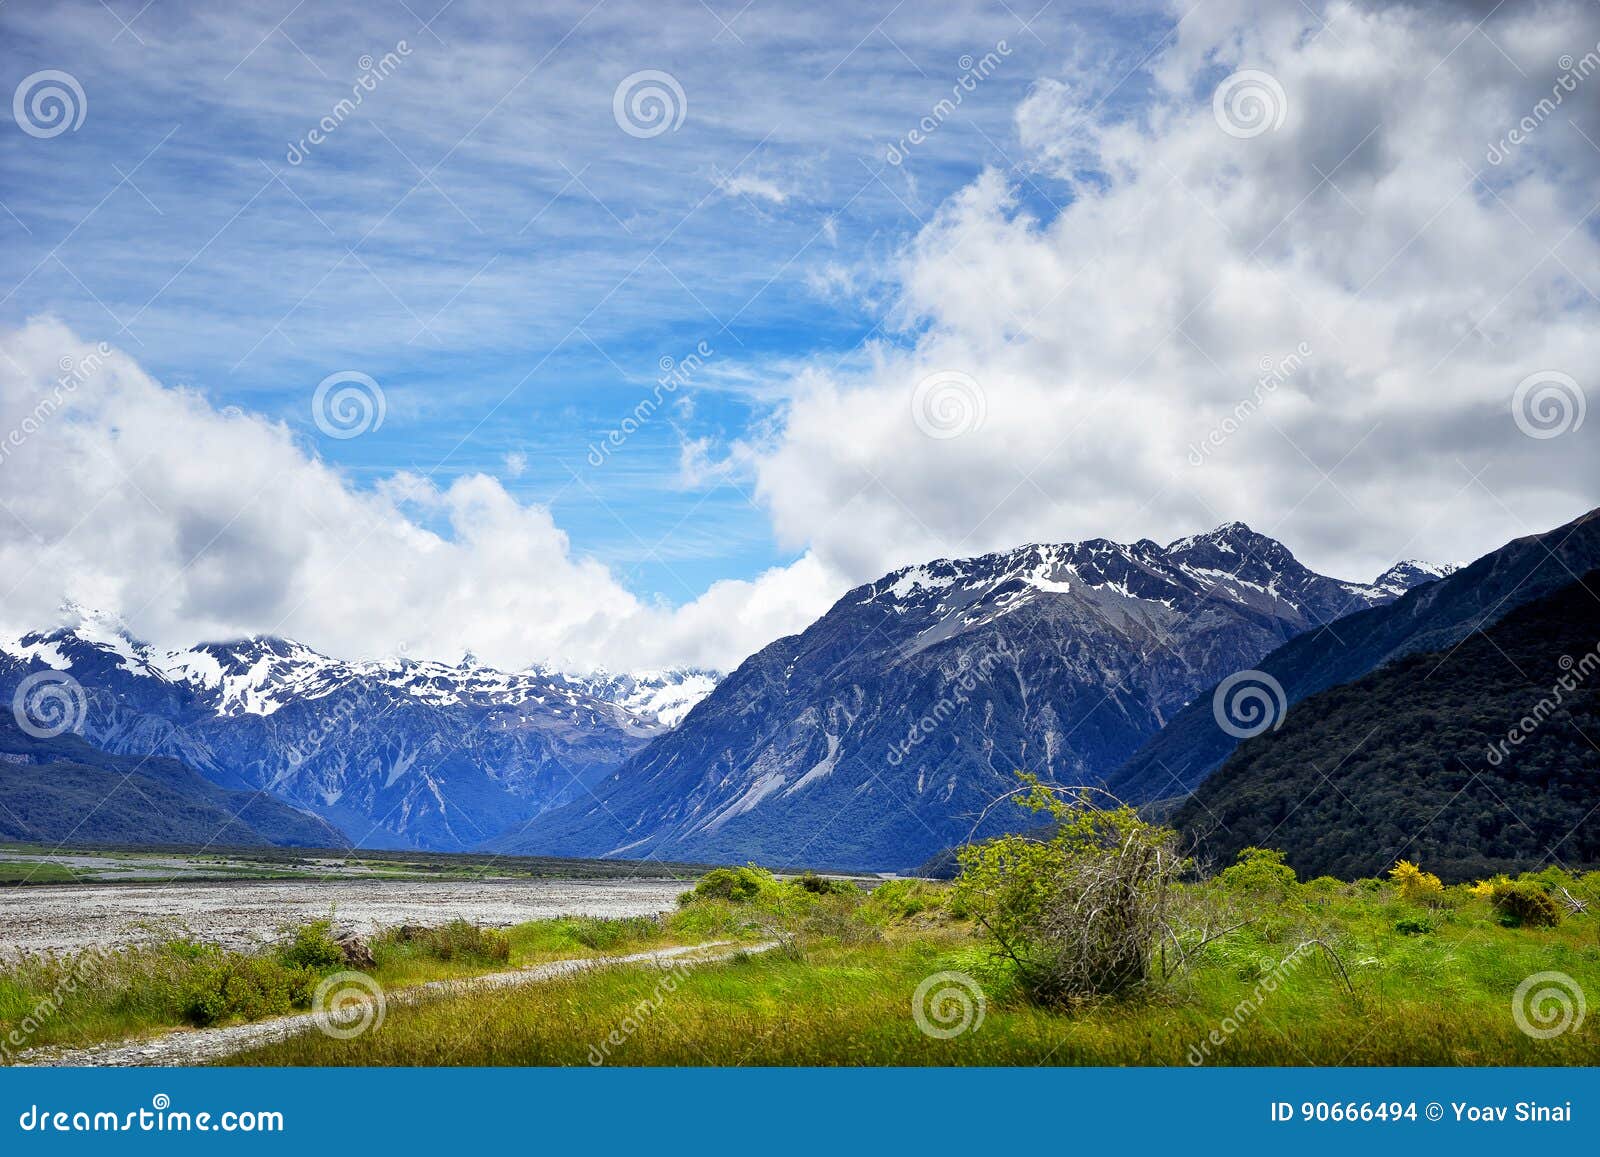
{"left": 5, "top": 0, "right": 1597, "bottom": 674}
{"left": 0, "top": 318, "right": 838, "bottom": 671}
{"left": 749, "top": 0, "right": 1600, "bottom": 585}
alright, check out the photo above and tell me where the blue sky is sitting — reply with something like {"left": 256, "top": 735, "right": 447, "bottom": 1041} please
{"left": 1, "top": 0, "right": 1595, "bottom": 672}
{"left": 0, "top": 0, "right": 1161, "bottom": 599}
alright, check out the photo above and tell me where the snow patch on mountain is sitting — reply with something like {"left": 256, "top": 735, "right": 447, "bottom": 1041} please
{"left": 0, "top": 611, "right": 720, "bottom": 728}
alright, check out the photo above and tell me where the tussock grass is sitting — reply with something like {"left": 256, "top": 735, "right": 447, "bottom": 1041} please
{"left": 228, "top": 922, "right": 1600, "bottom": 1066}
{"left": 9, "top": 862, "right": 1600, "bottom": 1067}
{"left": 0, "top": 913, "right": 691, "bottom": 1059}
{"left": 229, "top": 872, "right": 1600, "bottom": 1067}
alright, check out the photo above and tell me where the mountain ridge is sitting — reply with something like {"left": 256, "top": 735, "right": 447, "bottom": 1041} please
{"left": 499, "top": 522, "right": 1444, "bottom": 869}
{"left": 0, "top": 620, "right": 718, "bottom": 851}
{"left": 1102, "top": 506, "right": 1600, "bottom": 804}
{"left": 0, "top": 711, "right": 348, "bottom": 848}
{"left": 1173, "top": 568, "right": 1600, "bottom": 880}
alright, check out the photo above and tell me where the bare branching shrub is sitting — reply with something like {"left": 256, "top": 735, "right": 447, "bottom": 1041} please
{"left": 955, "top": 776, "right": 1187, "bottom": 1005}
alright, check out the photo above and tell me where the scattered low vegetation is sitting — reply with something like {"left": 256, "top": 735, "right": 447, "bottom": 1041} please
{"left": 233, "top": 783, "right": 1600, "bottom": 1067}
{"left": 0, "top": 911, "right": 688, "bottom": 1059}
{"left": 7, "top": 785, "right": 1599, "bottom": 1066}
{"left": 1470, "top": 876, "right": 1566, "bottom": 928}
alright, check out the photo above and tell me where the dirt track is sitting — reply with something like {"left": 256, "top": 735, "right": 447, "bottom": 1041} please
{"left": 13, "top": 940, "right": 774, "bottom": 1067}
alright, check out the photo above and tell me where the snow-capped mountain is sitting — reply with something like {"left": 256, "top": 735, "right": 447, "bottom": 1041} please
{"left": 504, "top": 523, "right": 1449, "bottom": 869}
{"left": 0, "top": 615, "right": 719, "bottom": 850}
{"left": 560, "top": 668, "right": 722, "bottom": 729}
{"left": 1369, "top": 559, "right": 1460, "bottom": 598}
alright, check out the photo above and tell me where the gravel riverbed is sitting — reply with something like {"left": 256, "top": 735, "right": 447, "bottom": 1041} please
{"left": 0, "top": 877, "right": 688, "bottom": 954}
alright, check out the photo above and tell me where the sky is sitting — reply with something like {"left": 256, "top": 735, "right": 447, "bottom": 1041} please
{"left": 0, "top": 0, "right": 1596, "bottom": 673}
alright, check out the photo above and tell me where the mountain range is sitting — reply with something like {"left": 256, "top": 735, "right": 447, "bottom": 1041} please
{"left": 0, "top": 617, "right": 715, "bottom": 850}
{"left": 0, "top": 708, "right": 346, "bottom": 848}
{"left": 499, "top": 523, "right": 1448, "bottom": 868}
{"left": 9, "top": 511, "right": 1592, "bottom": 876}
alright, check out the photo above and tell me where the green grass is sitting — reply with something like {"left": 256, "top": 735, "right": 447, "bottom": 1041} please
{"left": 227, "top": 878, "right": 1600, "bottom": 1067}
{"left": 0, "top": 913, "right": 702, "bottom": 1060}
{"left": 8, "top": 867, "right": 1600, "bottom": 1067}
{"left": 226, "top": 922, "right": 1600, "bottom": 1066}
{"left": 0, "top": 862, "right": 80, "bottom": 884}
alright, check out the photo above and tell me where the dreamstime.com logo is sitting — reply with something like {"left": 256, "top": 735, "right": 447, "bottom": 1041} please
{"left": 588, "top": 957, "right": 696, "bottom": 1064}
{"left": 1512, "top": 971, "right": 1586, "bottom": 1040}
{"left": 1188, "top": 940, "right": 1315, "bottom": 1064}
{"left": 285, "top": 690, "right": 368, "bottom": 767}
{"left": 311, "top": 971, "right": 386, "bottom": 1040}
{"left": 912, "top": 370, "right": 985, "bottom": 439}
{"left": 1, "top": 945, "right": 113, "bottom": 1063}
{"left": 588, "top": 340, "right": 714, "bottom": 467}
{"left": 1212, "top": 69, "right": 1287, "bottom": 139}
{"left": 887, "top": 650, "right": 1000, "bottom": 766}
{"left": 613, "top": 70, "right": 687, "bottom": 138}
{"left": 17, "top": 1094, "right": 284, "bottom": 1134}
{"left": 1212, "top": 668, "right": 1288, "bottom": 740}
{"left": 1188, "top": 342, "right": 1311, "bottom": 466}
{"left": 12, "top": 670, "right": 87, "bottom": 739}
{"left": 1512, "top": 370, "right": 1585, "bottom": 439}
{"left": 912, "top": 971, "right": 986, "bottom": 1039}
{"left": 12, "top": 70, "right": 86, "bottom": 138}
{"left": 286, "top": 42, "right": 412, "bottom": 165}
{"left": 1486, "top": 43, "right": 1600, "bottom": 165}
{"left": 885, "top": 41, "right": 1011, "bottom": 165}
{"left": 313, "top": 370, "right": 386, "bottom": 439}
{"left": 1486, "top": 643, "right": 1599, "bottom": 767}
{"left": 0, "top": 341, "right": 112, "bottom": 470}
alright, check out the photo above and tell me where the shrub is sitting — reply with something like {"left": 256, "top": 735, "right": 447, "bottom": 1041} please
{"left": 277, "top": 920, "right": 346, "bottom": 972}
{"left": 790, "top": 872, "right": 857, "bottom": 896}
{"left": 1216, "top": 847, "right": 1299, "bottom": 898}
{"left": 799, "top": 898, "right": 882, "bottom": 945}
{"left": 666, "top": 898, "right": 746, "bottom": 939}
{"left": 181, "top": 956, "right": 316, "bottom": 1026}
{"left": 860, "top": 878, "right": 948, "bottom": 923}
{"left": 1471, "top": 877, "right": 1563, "bottom": 928}
{"left": 1393, "top": 915, "right": 1436, "bottom": 936}
{"left": 686, "top": 865, "right": 775, "bottom": 904}
{"left": 955, "top": 775, "right": 1185, "bottom": 1005}
{"left": 160, "top": 938, "right": 220, "bottom": 962}
{"left": 1389, "top": 860, "right": 1444, "bottom": 905}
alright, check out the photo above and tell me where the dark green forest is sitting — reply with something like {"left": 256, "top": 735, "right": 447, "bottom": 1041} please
{"left": 1177, "top": 570, "right": 1600, "bottom": 880}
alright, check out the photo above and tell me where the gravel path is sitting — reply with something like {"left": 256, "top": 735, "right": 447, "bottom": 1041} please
{"left": 15, "top": 940, "right": 775, "bottom": 1067}
{"left": 0, "top": 877, "right": 688, "bottom": 954}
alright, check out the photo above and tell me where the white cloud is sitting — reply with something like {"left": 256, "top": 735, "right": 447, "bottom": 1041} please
{"left": 5, "top": 0, "right": 1597, "bottom": 676}
{"left": 712, "top": 171, "right": 792, "bottom": 205}
{"left": 747, "top": 0, "right": 1600, "bottom": 587}
{"left": 0, "top": 317, "right": 838, "bottom": 672}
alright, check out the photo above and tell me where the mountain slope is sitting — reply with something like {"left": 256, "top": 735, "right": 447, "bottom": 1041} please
{"left": 502, "top": 523, "right": 1437, "bottom": 869}
{"left": 0, "top": 623, "right": 713, "bottom": 850}
{"left": 1174, "top": 570, "right": 1600, "bottom": 881}
{"left": 0, "top": 714, "right": 347, "bottom": 848}
{"left": 1104, "top": 507, "right": 1600, "bottom": 803}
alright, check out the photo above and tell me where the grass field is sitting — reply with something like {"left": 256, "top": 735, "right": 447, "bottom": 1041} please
{"left": 0, "top": 912, "right": 687, "bottom": 1059}
{"left": 229, "top": 874, "right": 1600, "bottom": 1067}
{"left": 0, "top": 862, "right": 79, "bottom": 885}
{"left": 5, "top": 857, "right": 1599, "bottom": 1066}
